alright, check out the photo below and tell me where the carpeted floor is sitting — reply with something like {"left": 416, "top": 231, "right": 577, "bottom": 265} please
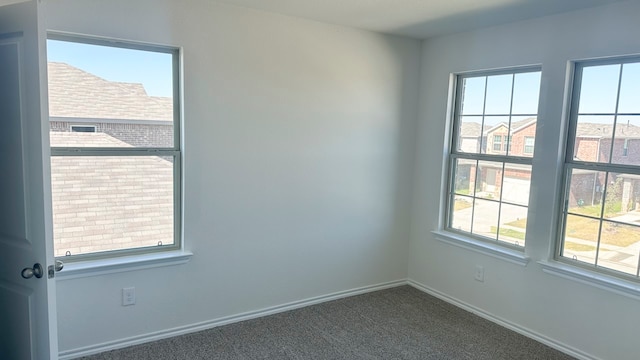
{"left": 80, "top": 286, "right": 575, "bottom": 360}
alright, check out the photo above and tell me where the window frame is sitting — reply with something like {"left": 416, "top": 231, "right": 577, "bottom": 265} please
{"left": 556, "top": 56, "right": 640, "bottom": 281}
{"left": 444, "top": 66, "right": 541, "bottom": 251}
{"left": 492, "top": 135, "right": 502, "bottom": 151}
{"left": 48, "top": 32, "right": 183, "bottom": 262}
{"left": 523, "top": 136, "right": 535, "bottom": 154}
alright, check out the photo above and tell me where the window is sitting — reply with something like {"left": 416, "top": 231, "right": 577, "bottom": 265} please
{"left": 524, "top": 136, "right": 535, "bottom": 154}
{"left": 559, "top": 58, "right": 640, "bottom": 278}
{"left": 447, "top": 68, "right": 541, "bottom": 248}
{"left": 493, "top": 135, "right": 502, "bottom": 151}
{"left": 71, "top": 125, "right": 96, "bottom": 133}
{"left": 47, "top": 34, "right": 181, "bottom": 261}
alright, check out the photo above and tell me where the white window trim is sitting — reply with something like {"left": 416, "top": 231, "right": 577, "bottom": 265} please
{"left": 539, "top": 260, "right": 640, "bottom": 299}
{"left": 556, "top": 56, "right": 640, "bottom": 281}
{"left": 433, "top": 230, "right": 530, "bottom": 266}
{"left": 440, "top": 67, "right": 540, "bottom": 254}
{"left": 48, "top": 32, "right": 183, "bottom": 263}
{"left": 56, "top": 251, "right": 193, "bottom": 280}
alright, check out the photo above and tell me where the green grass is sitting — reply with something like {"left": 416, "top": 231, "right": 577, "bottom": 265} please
{"left": 454, "top": 200, "right": 472, "bottom": 211}
{"left": 507, "top": 203, "right": 640, "bottom": 248}
{"left": 569, "top": 203, "right": 622, "bottom": 218}
{"left": 564, "top": 217, "right": 640, "bottom": 247}
{"left": 490, "top": 226, "right": 526, "bottom": 240}
{"left": 506, "top": 218, "right": 527, "bottom": 228}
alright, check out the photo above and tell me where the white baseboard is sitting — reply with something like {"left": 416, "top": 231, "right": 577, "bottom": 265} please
{"left": 58, "top": 279, "right": 407, "bottom": 359}
{"left": 406, "top": 279, "right": 600, "bottom": 360}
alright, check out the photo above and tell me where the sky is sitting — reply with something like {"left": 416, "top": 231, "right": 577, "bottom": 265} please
{"left": 47, "top": 39, "right": 173, "bottom": 97}
{"left": 461, "top": 64, "right": 640, "bottom": 120}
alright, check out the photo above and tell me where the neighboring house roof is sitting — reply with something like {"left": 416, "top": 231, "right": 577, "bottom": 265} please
{"left": 48, "top": 62, "right": 172, "bottom": 122}
{"left": 50, "top": 132, "right": 174, "bottom": 257}
{"left": 484, "top": 117, "right": 536, "bottom": 136}
{"left": 477, "top": 116, "right": 640, "bottom": 139}
{"left": 460, "top": 122, "right": 491, "bottom": 137}
{"left": 460, "top": 122, "right": 482, "bottom": 137}
{"left": 576, "top": 122, "right": 640, "bottom": 139}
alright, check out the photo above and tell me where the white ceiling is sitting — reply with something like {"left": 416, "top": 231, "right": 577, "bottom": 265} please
{"left": 216, "top": 0, "right": 629, "bottom": 39}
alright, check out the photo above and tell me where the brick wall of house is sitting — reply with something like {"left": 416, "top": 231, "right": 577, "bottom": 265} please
{"left": 574, "top": 138, "right": 600, "bottom": 162}
{"left": 486, "top": 126, "right": 509, "bottom": 154}
{"left": 597, "top": 138, "right": 640, "bottom": 165}
{"left": 510, "top": 123, "right": 536, "bottom": 157}
{"left": 504, "top": 168, "right": 530, "bottom": 180}
{"left": 50, "top": 120, "right": 173, "bottom": 148}
{"left": 568, "top": 172, "right": 599, "bottom": 207}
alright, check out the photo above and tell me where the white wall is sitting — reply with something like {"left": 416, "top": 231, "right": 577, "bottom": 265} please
{"left": 410, "top": 1, "right": 640, "bottom": 360}
{"left": 46, "top": 0, "right": 420, "bottom": 354}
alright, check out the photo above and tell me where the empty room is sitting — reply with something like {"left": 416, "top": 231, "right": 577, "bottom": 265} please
{"left": 1, "top": 0, "right": 640, "bottom": 359}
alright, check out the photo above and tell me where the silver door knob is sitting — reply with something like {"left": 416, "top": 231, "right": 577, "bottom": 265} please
{"left": 55, "top": 260, "right": 64, "bottom": 272}
{"left": 21, "top": 263, "right": 44, "bottom": 279}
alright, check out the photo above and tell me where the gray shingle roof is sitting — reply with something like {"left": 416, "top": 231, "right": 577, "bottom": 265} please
{"left": 48, "top": 62, "right": 172, "bottom": 121}
{"left": 577, "top": 122, "right": 640, "bottom": 138}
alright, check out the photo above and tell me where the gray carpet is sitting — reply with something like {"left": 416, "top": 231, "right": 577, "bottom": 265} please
{"left": 80, "top": 286, "right": 575, "bottom": 360}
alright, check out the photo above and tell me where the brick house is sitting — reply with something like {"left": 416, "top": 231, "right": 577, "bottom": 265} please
{"left": 48, "top": 62, "right": 175, "bottom": 257}
{"left": 470, "top": 117, "right": 640, "bottom": 211}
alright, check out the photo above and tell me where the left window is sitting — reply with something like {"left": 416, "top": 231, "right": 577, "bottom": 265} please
{"left": 47, "top": 35, "right": 181, "bottom": 260}
{"left": 445, "top": 68, "right": 541, "bottom": 248}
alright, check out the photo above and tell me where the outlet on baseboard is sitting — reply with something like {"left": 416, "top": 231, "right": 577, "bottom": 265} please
{"left": 122, "top": 287, "right": 136, "bottom": 306}
{"left": 474, "top": 265, "right": 484, "bottom": 282}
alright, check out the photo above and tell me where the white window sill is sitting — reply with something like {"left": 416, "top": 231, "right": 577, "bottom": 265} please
{"left": 432, "top": 230, "right": 530, "bottom": 266}
{"left": 538, "top": 260, "right": 640, "bottom": 300}
{"left": 55, "top": 251, "right": 193, "bottom": 281}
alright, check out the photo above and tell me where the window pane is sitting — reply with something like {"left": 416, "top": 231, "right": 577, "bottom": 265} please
{"left": 47, "top": 39, "right": 174, "bottom": 148}
{"left": 602, "top": 172, "right": 640, "bottom": 225}
{"left": 562, "top": 214, "right": 600, "bottom": 265}
{"left": 482, "top": 116, "right": 509, "bottom": 154}
{"left": 453, "top": 158, "right": 476, "bottom": 195}
{"left": 457, "top": 116, "right": 483, "bottom": 153}
{"left": 618, "top": 63, "right": 640, "bottom": 114}
{"left": 567, "top": 169, "right": 605, "bottom": 216}
{"left": 511, "top": 72, "right": 541, "bottom": 115}
{"left": 484, "top": 74, "right": 513, "bottom": 115}
{"left": 574, "top": 115, "right": 614, "bottom": 163}
{"left": 461, "top": 76, "right": 486, "bottom": 115}
{"left": 51, "top": 156, "right": 174, "bottom": 257}
{"left": 476, "top": 161, "right": 503, "bottom": 200}
{"left": 578, "top": 64, "right": 620, "bottom": 114}
{"left": 612, "top": 116, "right": 640, "bottom": 165}
{"left": 471, "top": 199, "right": 499, "bottom": 240}
{"left": 497, "top": 203, "right": 527, "bottom": 247}
{"left": 598, "top": 221, "right": 640, "bottom": 276}
{"left": 509, "top": 116, "right": 536, "bottom": 157}
{"left": 501, "top": 164, "right": 531, "bottom": 206}
{"left": 450, "top": 195, "right": 473, "bottom": 232}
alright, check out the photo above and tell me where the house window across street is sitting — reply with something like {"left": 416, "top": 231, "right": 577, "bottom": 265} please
{"left": 446, "top": 68, "right": 541, "bottom": 248}
{"left": 524, "top": 136, "right": 535, "bottom": 154}
{"left": 48, "top": 34, "right": 181, "bottom": 260}
{"left": 70, "top": 125, "right": 96, "bottom": 133}
{"left": 558, "top": 58, "right": 640, "bottom": 278}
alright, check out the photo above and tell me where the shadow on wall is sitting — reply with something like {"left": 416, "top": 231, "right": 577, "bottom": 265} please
{"left": 390, "top": 0, "right": 624, "bottom": 38}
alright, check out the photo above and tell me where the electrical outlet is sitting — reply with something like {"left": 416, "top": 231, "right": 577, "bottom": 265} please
{"left": 474, "top": 265, "right": 484, "bottom": 282}
{"left": 122, "top": 287, "right": 136, "bottom": 306}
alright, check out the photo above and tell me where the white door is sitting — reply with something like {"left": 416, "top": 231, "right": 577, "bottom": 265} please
{"left": 0, "top": 1, "right": 58, "bottom": 359}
